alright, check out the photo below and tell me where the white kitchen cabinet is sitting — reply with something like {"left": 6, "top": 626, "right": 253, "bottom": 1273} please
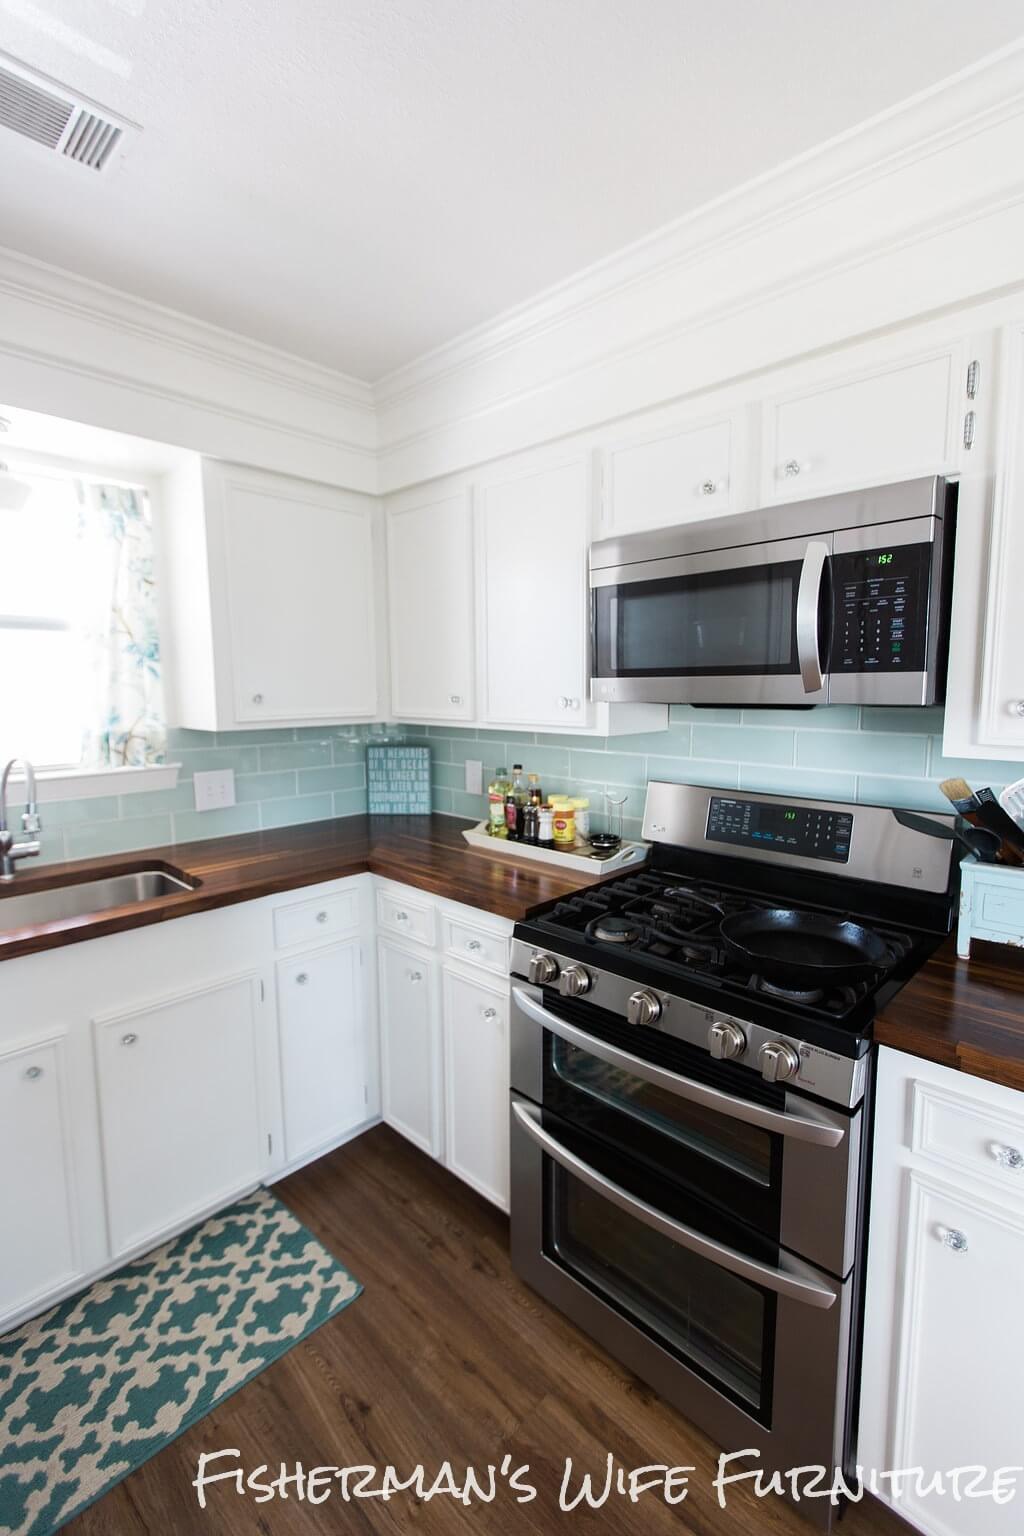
{"left": 601, "top": 410, "right": 741, "bottom": 534}
{"left": 93, "top": 973, "right": 265, "bottom": 1256}
{"left": 442, "top": 965, "right": 509, "bottom": 1210}
{"left": 277, "top": 939, "right": 368, "bottom": 1166}
{"left": 967, "top": 320, "right": 1024, "bottom": 755}
{"left": 860, "top": 1047, "right": 1024, "bottom": 1536}
{"left": 761, "top": 343, "right": 967, "bottom": 504}
{"left": 387, "top": 489, "right": 474, "bottom": 721}
{"left": 378, "top": 938, "right": 442, "bottom": 1157}
{"left": 477, "top": 453, "right": 591, "bottom": 728}
{"left": 160, "top": 456, "right": 381, "bottom": 730}
{"left": 0, "top": 1037, "right": 79, "bottom": 1319}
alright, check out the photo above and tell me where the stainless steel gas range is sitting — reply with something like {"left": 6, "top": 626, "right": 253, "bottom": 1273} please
{"left": 508, "top": 782, "right": 957, "bottom": 1525}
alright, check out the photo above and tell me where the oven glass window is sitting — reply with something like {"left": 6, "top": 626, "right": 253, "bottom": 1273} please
{"left": 601, "top": 562, "right": 801, "bottom": 677}
{"left": 552, "top": 1038, "right": 772, "bottom": 1187}
{"left": 551, "top": 1170, "right": 770, "bottom": 1413}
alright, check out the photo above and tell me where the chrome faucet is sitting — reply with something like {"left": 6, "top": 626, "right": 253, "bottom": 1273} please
{"left": 0, "top": 758, "right": 42, "bottom": 881}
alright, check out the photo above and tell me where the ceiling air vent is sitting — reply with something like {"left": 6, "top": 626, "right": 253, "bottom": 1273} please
{"left": 0, "top": 51, "right": 132, "bottom": 170}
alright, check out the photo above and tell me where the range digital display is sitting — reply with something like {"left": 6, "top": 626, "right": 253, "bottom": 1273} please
{"left": 706, "top": 797, "right": 853, "bottom": 863}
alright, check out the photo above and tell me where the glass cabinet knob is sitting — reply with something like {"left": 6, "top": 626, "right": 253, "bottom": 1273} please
{"left": 992, "top": 1142, "right": 1024, "bottom": 1170}
{"left": 121, "top": 1032, "right": 138, "bottom": 1046}
{"left": 316, "top": 910, "right": 328, "bottom": 923}
{"left": 783, "top": 459, "right": 802, "bottom": 477}
{"left": 937, "top": 1225, "right": 968, "bottom": 1253}
{"left": 24, "top": 1065, "right": 43, "bottom": 1080}
{"left": 482, "top": 1007, "right": 497, "bottom": 1021}
{"left": 252, "top": 693, "right": 264, "bottom": 704}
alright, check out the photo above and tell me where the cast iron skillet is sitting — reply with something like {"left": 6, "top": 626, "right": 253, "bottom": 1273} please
{"left": 718, "top": 908, "right": 892, "bottom": 986}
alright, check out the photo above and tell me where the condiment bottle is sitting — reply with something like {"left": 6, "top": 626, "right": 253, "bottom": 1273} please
{"left": 552, "top": 804, "right": 576, "bottom": 847}
{"left": 488, "top": 768, "right": 509, "bottom": 836}
{"left": 570, "top": 797, "right": 591, "bottom": 839}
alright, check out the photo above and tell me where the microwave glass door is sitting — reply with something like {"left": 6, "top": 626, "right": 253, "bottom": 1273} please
{"left": 591, "top": 536, "right": 831, "bottom": 703}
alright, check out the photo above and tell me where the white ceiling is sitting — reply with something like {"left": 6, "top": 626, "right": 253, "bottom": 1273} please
{"left": 0, "top": 1, "right": 1022, "bottom": 382}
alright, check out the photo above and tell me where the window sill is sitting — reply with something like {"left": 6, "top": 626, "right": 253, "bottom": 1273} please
{"left": 8, "top": 763, "right": 182, "bottom": 804}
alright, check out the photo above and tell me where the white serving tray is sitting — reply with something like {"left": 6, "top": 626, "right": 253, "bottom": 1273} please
{"left": 462, "top": 821, "right": 648, "bottom": 874}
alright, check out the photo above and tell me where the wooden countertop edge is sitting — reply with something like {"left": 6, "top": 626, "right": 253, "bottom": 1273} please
{"left": 0, "top": 814, "right": 603, "bottom": 962}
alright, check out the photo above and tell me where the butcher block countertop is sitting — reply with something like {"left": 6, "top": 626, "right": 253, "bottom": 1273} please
{"left": 0, "top": 813, "right": 605, "bottom": 963}
{"left": 874, "top": 934, "right": 1024, "bottom": 1092}
{"left": 5, "top": 810, "right": 1024, "bottom": 1092}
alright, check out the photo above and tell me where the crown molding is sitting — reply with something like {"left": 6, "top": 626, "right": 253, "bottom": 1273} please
{"left": 0, "top": 245, "right": 375, "bottom": 411}
{"left": 373, "top": 39, "right": 1024, "bottom": 411}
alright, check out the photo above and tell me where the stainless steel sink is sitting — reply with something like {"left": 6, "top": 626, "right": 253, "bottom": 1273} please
{"left": 0, "top": 868, "right": 198, "bottom": 931}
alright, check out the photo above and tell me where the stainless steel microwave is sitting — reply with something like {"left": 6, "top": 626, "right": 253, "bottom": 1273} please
{"left": 590, "top": 476, "right": 956, "bottom": 708}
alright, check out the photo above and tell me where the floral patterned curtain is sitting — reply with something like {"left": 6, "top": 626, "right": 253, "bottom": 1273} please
{"left": 76, "top": 482, "right": 166, "bottom": 767}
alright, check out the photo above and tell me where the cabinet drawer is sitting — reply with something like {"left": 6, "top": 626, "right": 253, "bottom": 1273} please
{"left": 443, "top": 915, "right": 508, "bottom": 976}
{"left": 376, "top": 887, "right": 436, "bottom": 946}
{"left": 911, "top": 1078, "right": 1024, "bottom": 1196}
{"left": 273, "top": 888, "right": 359, "bottom": 949}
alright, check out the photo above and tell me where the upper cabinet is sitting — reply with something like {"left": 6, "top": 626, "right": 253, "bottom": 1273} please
{"left": 386, "top": 490, "right": 474, "bottom": 722}
{"left": 477, "top": 455, "right": 591, "bottom": 728}
{"left": 160, "top": 458, "right": 381, "bottom": 731}
{"left": 600, "top": 409, "right": 744, "bottom": 535}
{"left": 761, "top": 343, "right": 968, "bottom": 504}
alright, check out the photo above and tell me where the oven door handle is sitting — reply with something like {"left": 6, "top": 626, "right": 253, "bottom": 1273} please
{"left": 512, "top": 1100, "right": 838, "bottom": 1310}
{"left": 512, "top": 986, "right": 845, "bottom": 1148}
{"left": 796, "top": 539, "right": 829, "bottom": 695}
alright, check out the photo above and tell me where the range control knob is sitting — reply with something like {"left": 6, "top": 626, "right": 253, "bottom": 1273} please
{"left": 528, "top": 952, "right": 560, "bottom": 986}
{"left": 708, "top": 1020, "right": 746, "bottom": 1060}
{"left": 559, "top": 964, "right": 592, "bottom": 998}
{"left": 627, "top": 989, "right": 662, "bottom": 1027}
{"left": 759, "top": 1040, "right": 802, "bottom": 1084}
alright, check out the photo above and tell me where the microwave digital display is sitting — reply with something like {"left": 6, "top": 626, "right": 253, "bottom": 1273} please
{"left": 830, "top": 540, "right": 932, "bottom": 675}
{"left": 706, "top": 796, "right": 853, "bottom": 863}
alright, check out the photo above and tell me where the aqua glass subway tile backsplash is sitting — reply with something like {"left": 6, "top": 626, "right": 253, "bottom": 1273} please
{"left": 20, "top": 707, "right": 1024, "bottom": 866}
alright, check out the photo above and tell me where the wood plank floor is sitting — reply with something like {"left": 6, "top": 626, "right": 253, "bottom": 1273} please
{"left": 67, "top": 1126, "right": 907, "bottom": 1536}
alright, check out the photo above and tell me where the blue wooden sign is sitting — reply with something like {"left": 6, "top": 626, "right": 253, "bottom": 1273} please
{"left": 367, "top": 744, "right": 432, "bottom": 815}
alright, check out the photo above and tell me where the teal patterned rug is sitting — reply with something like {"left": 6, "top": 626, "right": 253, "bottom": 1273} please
{"left": 0, "top": 1188, "right": 361, "bottom": 1536}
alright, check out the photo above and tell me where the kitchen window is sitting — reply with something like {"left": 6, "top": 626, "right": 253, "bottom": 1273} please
{"left": 0, "top": 466, "right": 166, "bottom": 776}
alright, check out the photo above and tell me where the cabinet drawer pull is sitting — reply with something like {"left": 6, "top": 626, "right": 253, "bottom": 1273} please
{"left": 407, "top": 970, "right": 423, "bottom": 983}
{"left": 700, "top": 479, "right": 722, "bottom": 496}
{"left": 466, "top": 939, "right": 483, "bottom": 952}
{"left": 937, "top": 1225, "right": 968, "bottom": 1253}
{"left": 316, "top": 910, "right": 328, "bottom": 923}
{"left": 295, "top": 972, "right": 309, "bottom": 986}
{"left": 482, "top": 1007, "right": 498, "bottom": 1021}
{"left": 991, "top": 1142, "right": 1024, "bottom": 1170}
{"left": 783, "top": 458, "right": 802, "bottom": 477}
{"left": 1010, "top": 701, "right": 1024, "bottom": 719}
{"left": 449, "top": 694, "right": 463, "bottom": 705}
{"left": 394, "top": 910, "right": 409, "bottom": 922}
{"left": 251, "top": 692, "right": 264, "bottom": 705}
{"left": 23, "top": 1065, "right": 43, "bottom": 1080}
{"left": 121, "top": 1032, "right": 138, "bottom": 1047}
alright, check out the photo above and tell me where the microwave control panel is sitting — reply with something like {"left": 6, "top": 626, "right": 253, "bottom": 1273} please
{"left": 830, "top": 540, "right": 932, "bottom": 674}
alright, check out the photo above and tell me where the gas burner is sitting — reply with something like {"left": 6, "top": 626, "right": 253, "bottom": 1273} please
{"left": 586, "top": 915, "right": 641, "bottom": 944}
{"left": 758, "top": 978, "right": 825, "bottom": 1005}
{"left": 652, "top": 887, "right": 724, "bottom": 922}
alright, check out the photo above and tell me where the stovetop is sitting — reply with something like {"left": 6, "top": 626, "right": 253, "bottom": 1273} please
{"left": 516, "top": 865, "right": 940, "bottom": 1056}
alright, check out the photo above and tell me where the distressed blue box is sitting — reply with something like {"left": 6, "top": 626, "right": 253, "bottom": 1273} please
{"left": 367, "top": 744, "right": 432, "bottom": 815}
{"left": 957, "top": 854, "right": 1024, "bottom": 958}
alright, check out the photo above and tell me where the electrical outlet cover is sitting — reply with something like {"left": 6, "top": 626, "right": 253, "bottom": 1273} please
{"left": 464, "top": 759, "right": 483, "bottom": 795}
{"left": 193, "top": 768, "right": 236, "bottom": 812}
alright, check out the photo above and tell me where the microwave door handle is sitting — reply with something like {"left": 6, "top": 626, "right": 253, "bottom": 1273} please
{"left": 796, "top": 540, "right": 830, "bottom": 694}
{"left": 511, "top": 986, "right": 844, "bottom": 1148}
{"left": 512, "top": 1100, "right": 839, "bottom": 1310}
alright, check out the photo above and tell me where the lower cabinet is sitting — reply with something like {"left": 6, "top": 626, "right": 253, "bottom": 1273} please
{"left": 0, "top": 1037, "right": 79, "bottom": 1318}
{"left": 378, "top": 938, "right": 442, "bottom": 1156}
{"left": 277, "top": 939, "right": 368, "bottom": 1164}
{"left": 94, "top": 973, "right": 264, "bottom": 1257}
{"left": 442, "top": 966, "right": 509, "bottom": 1209}
{"left": 860, "top": 1046, "right": 1024, "bottom": 1536}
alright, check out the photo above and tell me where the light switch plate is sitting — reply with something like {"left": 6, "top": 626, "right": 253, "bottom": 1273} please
{"left": 464, "top": 759, "right": 483, "bottom": 795}
{"left": 193, "top": 768, "right": 236, "bottom": 812}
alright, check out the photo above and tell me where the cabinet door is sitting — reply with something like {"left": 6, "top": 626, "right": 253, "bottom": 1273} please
{"left": 277, "top": 940, "right": 367, "bottom": 1165}
{"left": 762, "top": 346, "right": 964, "bottom": 503}
{"left": 95, "top": 975, "right": 263, "bottom": 1255}
{"left": 214, "top": 464, "right": 378, "bottom": 724}
{"left": 603, "top": 415, "right": 736, "bottom": 534}
{"left": 378, "top": 939, "right": 441, "bottom": 1156}
{"left": 387, "top": 492, "right": 474, "bottom": 720}
{"left": 887, "top": 1175, "right": 1024, "bottom": 1536}
{"left": 478, "top": 456, "right": 589, "bottom": 727}
{"left": 442, "top": 967, "right": 509, "bottom": 1210}
{"left": 977, "top": 322, "right": 1024, "bottom": 752}
{"left": 0, "top": 1039, "right": 78, "bottom": 1319}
